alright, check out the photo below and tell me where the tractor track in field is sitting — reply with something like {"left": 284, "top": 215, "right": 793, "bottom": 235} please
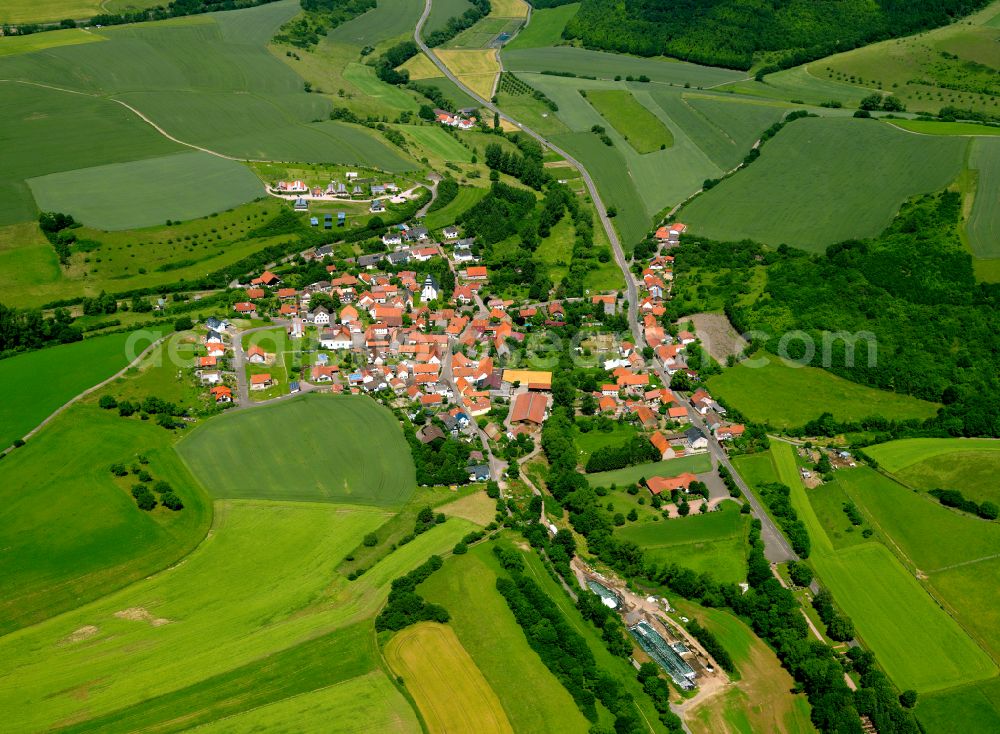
{"left": 2, "top": 79, "right": 271, "bottom": 163}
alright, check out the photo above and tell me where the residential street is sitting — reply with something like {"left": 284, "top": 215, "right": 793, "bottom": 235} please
{"left": 414, "top": 0, "right": 796, "bottom": 564}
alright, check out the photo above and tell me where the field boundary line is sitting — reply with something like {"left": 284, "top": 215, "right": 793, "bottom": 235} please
{"left": 0, "top": 79, "right": 273, "bottom": 163}
{"left": 928, "top": 552, "right": 1000, "bottom": 575}
{"left": 840, "top": 475, "right": 1000, "bottom": 667}
{"left": 0, "top": 334, "right": 166, "bottom": 456}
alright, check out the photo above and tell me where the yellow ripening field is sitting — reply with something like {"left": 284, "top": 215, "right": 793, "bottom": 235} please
{"left": 386, "top": 622, "right": 513, "bottom": 734}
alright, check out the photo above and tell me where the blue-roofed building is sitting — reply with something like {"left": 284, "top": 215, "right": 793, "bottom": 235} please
{"left": 309, "top": 216, "right": 319, "bottom": 226}
{"left": 324, "top": 213, "right": 333, "bottom": 229}
{"left": 294, "top": 197, "right": 308, "bottom": 211}
{"left": 337, "top": 211, "right": 346, "bottom": 226}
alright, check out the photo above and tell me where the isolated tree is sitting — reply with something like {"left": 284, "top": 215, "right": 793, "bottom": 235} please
{"left": 899, "top": 690, "right": 918, "bottom": 708}
{"left": 99, "top": 395, "right": 118, "bottom": 410}
{"left": 161, "top": 492, "right": 184, "bottom": 511}
{"left": 363, "top": 532, "right": 378, "bottom": 547}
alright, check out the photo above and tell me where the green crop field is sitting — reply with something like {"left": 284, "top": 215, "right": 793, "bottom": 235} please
{"left": 426, "top": 0, "right": 474, "bottom": 33}
{"left": 325, "top": 0, "right": 424, "bottom": 47}
{"left": 864, "top": 437, "right": 1000, "bottom": 473}
{"left": 888, "top": 120, "right": 1000, "bottom": 137}
{"left": 824, "top": 467, "right": 1000, "bottom": 664}
{"left": 178, "top": 394, "right": 415, "bottom": 506}
{"left": 651, "top": 92, "right": 788, "bottom": 169}
{"left": 193, "top": 670, "right": 418, "bottom": 734}
{"left": 804, "top": 477, "right": 870, "bottom": 551}
{"left": 0, "top": 82, "right": 181, "bottom": 226}
{"left": 0, "top": 497, "right": 472, "bottom": 731}
{"left": 0, "top": 0, "right": 157, "bottom": 24}
{"left": 425, "top": 184, "right": 488, "bottom": 230}
{"left": 343, "top": 62, "right": 420, "bottom": 111}
{"left": 681, "top": 117, "right": 968, "bottom": 251}
{"left": 0, "top": 1, "right": 412, "bottom": 228}
{"left": 385, "top": 622, "right": 513, "bottom": 734}
{"left": 506, "top": 3, "right": 579, "bottom": 49}
{"left": 918, "top": 676, "right": 1000, "bottom": 734}
{"left": 0, "top": 402, "right": 210, "bottom": 635}
{"left": 813, "top": 542, "right": 996, "bottom": 693}
{"left": 585, "top": 90, "right": 673, "bottom": 153}
{"left": 586, "top": 452, "right": 713, "bottom": 488}
{"left": 837, "top": 468, "right": 1000, "bottom": 576}
{"left": 550, "top": 130, "right": 650, "bottom": 247}
{"left": 618, "top": 502, "right": 749, "bottom": 584}
{"left": 396, "top": 124, "right": 473, "bottom": 162}
{"left": 769, "top": 442, "right": 833, "bottom": 554}
{"left": 515, "top": 74, "right": 792, "bottom": 249}
{"left": 419, "top": 543, "right": 592, "bottom": 732}
{"left": 707, "top": 355, "right": 940, "bottom": 428}
{"left": 0, "top": 28, "right": 105, "bottom": 56}
{"left": 0, "top": 329, "right": 162, "bottom": 449}
{"left": 865, "top": 437, "right": 1000, "bottom": 504}
{"left": 720, "top": 66, "right": 872, "bottom": 109}
{"left": 886, "top": 451, "right": 1000, "bottom": 507}
{"left": 968, "top": 138, "right": 1000, "bottom": 258}
{"left": 29, "top": 152, "right": 263, "bottom": 231}
{"left": 501, "top": 46, "right": 746, "bottom": 87}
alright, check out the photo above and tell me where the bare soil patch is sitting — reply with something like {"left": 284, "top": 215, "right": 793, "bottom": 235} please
{"left": 683, "top": 313, "right": 747, "bottom": 363}
{"left": 114, "top": 607, "right": 171, "bottom": 626}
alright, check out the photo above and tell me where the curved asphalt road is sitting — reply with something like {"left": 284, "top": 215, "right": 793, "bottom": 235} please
{"left": 414, "top": 3, "right": 795, "bottom": 563}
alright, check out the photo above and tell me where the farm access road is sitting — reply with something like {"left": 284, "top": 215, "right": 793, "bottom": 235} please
{"left": 415, "top": 0, "right": 795, "bottom": 564}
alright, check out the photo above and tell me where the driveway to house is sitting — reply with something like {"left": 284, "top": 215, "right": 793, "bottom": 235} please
{"left": 441, "top": 348, "right": 507, "bottom": 484}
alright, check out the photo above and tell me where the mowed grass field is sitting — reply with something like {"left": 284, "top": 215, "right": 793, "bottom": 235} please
{"left": 178, "top": 394, "right": 416, "bottom": 506}
{"left": 681, "top": 117, "right": 968, "bottom": 251}
{"left": 385, "top": 622, "right": 513, "bottom": 734}
{"left": 0, "top": 28, "right": 104, "bottom": 56}
{"left": 506, "top": 3, "right": 578, "bottom": 49}
{"left": 0, "top": 402, "right": 211, "bottom": 635}
{"left": 0, "top": 498, "right": 473, "bottom": 731}
{"left": 396, "top": 124, "right": 473, "bottom": 162}
{"left": 0, "top": 329, "right": 161, "bottom": 449}
{"left": 586, "top": 452, "right": 713, "bottom": 488}
{"left": 425, "top": 185, "right": 487, "bottom": 230}
{"left": 812, "top": 542, "right": 996, "bottom": 693}
{"left": 585, "top": 90, "right": 673, "bottom": 153}
{"left": 29, "top": 152, "right": 264, "bottom": 231}
{"left": 888, "top": 120, "right": 1000, "bottom": 137}
{"left": 419, "top": 542, "right": 592, "bottom": 733}
{"left": 864, "top": 437, "right": 1000, "bottom": 473}
{"left": 617, "top": 502, "right": 749, "bottom": 584}
{"left": 706, "top": 355, "right": 940, "bottom": 428}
